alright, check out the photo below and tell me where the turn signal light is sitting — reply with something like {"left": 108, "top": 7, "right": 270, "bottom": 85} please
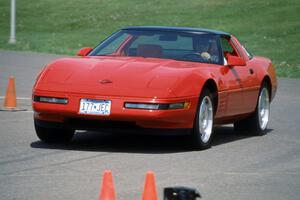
{"left": 124, "top": 102, "right": 190, "bottom": 110}
{"left": 124, "top": 103, "right": 159, "bottom": 110}
{"left": 33, "top": 96, "right": 68, "bottom": 104}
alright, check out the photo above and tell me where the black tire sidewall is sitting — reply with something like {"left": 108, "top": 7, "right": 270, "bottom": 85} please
{"left": 234, "top": 82, "right": 270, "bottom": 135}
{"left": 34, "top": 119, "right": 74, "bottom": 143}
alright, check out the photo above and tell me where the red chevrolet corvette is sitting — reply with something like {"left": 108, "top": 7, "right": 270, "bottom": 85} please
{"left": 32, "top": 26, "right": 277, "bottom": 149}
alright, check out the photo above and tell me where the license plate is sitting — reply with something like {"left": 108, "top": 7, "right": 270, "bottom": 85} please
{"left": 79, "top": 99, "right": 111, "bottom": 115}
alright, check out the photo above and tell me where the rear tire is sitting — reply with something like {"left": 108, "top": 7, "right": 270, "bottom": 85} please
{"left": 192, "top": 89, "right": 215, "bottom": 150}
{"left": 234, "top": 82, "right": 270, "bottom": 136}
{"left": 34, "top": 120, "right": 75, "bottom": 143}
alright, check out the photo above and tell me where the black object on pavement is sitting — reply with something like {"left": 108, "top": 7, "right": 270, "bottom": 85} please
{"left": 164, "top": 186, "right": 201, "bottom": 200}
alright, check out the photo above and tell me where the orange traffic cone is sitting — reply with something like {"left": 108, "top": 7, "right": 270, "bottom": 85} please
{"left": 99, "top": 170, "right": 116, "bottom": 200}
{"left": 4, "top": 76, "right": 17, "bottom": 109}
{"left": 141, "top": 171, "right": 158, "bottom": 200}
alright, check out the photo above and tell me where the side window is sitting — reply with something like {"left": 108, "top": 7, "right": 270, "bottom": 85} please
{"left": 220, "top": 37, "right": 238, "bottom": 57}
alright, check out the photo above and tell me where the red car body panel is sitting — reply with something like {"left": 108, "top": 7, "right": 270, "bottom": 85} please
{"left": 32, "top": 29, "right": 277, "bottom": 131}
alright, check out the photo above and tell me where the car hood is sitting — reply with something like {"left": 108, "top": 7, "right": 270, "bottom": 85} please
{"left": 36, "top": 56, "right": 209, "bottom": 98}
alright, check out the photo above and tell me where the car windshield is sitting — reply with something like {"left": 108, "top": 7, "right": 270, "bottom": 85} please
{"left": 90, "top": 30, "right": 222, "bottom": 64}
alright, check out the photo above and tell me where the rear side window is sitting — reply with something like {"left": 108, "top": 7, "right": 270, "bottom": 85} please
{"left": 241, "top": 45, "right": 253, "bottom": 59}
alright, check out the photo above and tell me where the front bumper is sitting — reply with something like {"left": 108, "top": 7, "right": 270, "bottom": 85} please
{"left": 32, "top": 91, "right": 199, "bottom": 129}
{"left": 34, "top": 119, "right": 192, "bottom": 135}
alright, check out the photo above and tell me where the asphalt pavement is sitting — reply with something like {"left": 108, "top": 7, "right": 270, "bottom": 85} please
{"left": 0, "top": 50, "right": 300, "bottom": 200}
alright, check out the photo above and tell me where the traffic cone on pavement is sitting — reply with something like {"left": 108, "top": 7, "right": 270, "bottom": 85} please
{"left": 141, "top": 171, "right": 158, "bottom": 200}
{"left": 99, "top": 170, "right": 116, "bottom": 200}
{"left": 4, "top": 76, "right": 17, "bottom": 109}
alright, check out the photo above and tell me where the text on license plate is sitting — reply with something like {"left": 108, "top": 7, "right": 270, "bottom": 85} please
{"left": 79, "top": 99, "right": 111, "bottom": 115}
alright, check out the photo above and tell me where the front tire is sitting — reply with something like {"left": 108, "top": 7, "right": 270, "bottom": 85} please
{"left": 34, "top": 120, "right": 75, "bottom": 143}
{"left": 234, "top": 83, "right": 270, "bottom": 135}
{"left": 192, "top": 89, "right": 214, "bottom": 150}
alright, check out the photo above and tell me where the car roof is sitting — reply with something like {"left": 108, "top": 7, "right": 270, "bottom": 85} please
{"left": 122, "top": 26, "right": 230, "bottom": 37}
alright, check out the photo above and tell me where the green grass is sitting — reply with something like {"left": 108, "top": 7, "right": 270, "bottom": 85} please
{"left": 0, "top": 0, "right": 299, "bottom": 77}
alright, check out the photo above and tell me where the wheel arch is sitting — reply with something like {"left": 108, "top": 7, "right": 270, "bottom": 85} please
{"left": 201, "top": 79, "right": 218, "bottom": 114}
{"left": 261, "top": 75, "right": 272, "bottom": 101}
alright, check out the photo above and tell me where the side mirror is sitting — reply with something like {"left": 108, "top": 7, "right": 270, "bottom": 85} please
{"left": 77, "top": 47, "right": 93, "bottom": 57}
{"left": 226, "top": 55, "right": 246, "bottom": 66}
{"left": 164, "top": 187, "right": 201, "bottom": 200}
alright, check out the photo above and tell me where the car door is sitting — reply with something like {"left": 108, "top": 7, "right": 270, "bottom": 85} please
{"left": 231, "top": 36, "right": 261, "bottom": 113}
{"left": 218, "top": 36, "right": 258, "bottom": 116}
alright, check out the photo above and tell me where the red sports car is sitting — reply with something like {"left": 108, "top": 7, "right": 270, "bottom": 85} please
{"left": 32, "top": 26, "right": 277, "bottom": 149}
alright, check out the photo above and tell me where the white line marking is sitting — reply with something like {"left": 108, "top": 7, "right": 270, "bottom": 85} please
{"left": 0, "top": 96, "right": 31, "bottom": 100}
{"left": 0, "top": 109, "right": 33, "bottom": 112}
{"left": 2, "top": 171, "right": 300, "bottom": 177}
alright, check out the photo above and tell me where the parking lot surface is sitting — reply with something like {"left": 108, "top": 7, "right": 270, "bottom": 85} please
{"left": 1, "top": 50, "right": 300, "bottom": 200}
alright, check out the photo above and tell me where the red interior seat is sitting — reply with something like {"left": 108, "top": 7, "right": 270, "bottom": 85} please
{"left": 136, "top": 44, "right": 162, "bottom": 58}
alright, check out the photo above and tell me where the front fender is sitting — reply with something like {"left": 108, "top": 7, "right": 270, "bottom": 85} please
{"left": 170, "top": 70, "right": 216, "bottom": 97}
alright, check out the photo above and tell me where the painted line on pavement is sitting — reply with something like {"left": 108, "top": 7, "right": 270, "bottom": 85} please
{"left": 0, "top": 96, "right": 31, "bottom": 100}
